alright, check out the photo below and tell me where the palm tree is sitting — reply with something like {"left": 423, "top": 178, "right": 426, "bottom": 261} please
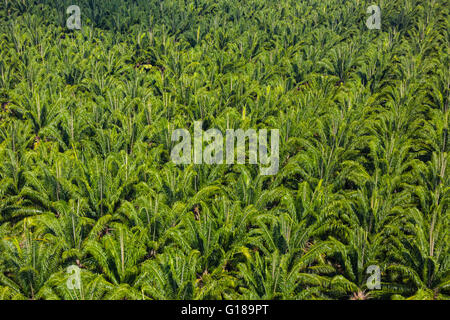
{"left": 0, "top": 226, "right": 62, "bottom": 299}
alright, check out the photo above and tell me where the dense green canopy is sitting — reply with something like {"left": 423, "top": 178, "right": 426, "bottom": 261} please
{"left": 0, "top": 0, "right": 448, "bottom": 300}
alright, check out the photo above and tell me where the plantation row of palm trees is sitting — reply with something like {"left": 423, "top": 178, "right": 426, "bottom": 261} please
{"left": 0, "top": 0, "right": 448, "bottom": 299}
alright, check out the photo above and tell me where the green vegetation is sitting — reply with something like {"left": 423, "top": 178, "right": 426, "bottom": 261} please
{"left": 0, "top": 0, "right": 448, "bottom": 300}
